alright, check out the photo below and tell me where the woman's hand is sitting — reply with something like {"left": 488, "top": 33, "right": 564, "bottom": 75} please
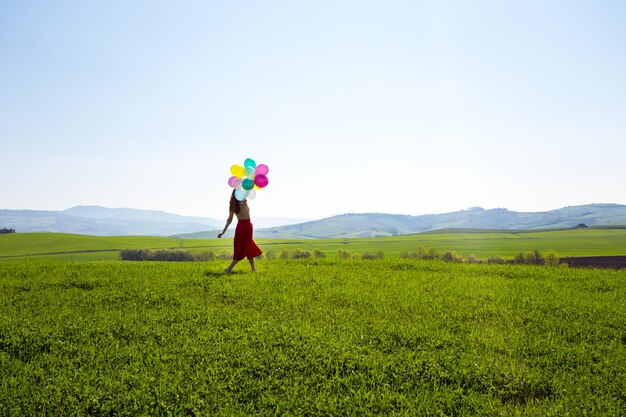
{"left": 218, "top": 213, "right": 233, "bottom": 239}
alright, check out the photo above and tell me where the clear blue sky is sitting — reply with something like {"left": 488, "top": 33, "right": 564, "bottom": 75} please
{"left": 2, "top": 1, "right": 625, "bottom": 219}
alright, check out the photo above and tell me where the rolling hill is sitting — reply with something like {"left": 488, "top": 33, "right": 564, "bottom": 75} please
{"left": 248, "top": 203, "right": 626, "bottom": 239}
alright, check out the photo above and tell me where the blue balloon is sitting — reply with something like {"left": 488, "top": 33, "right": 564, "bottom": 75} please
{"left": 235, "top": 189, "right": 248, "bottom": 201}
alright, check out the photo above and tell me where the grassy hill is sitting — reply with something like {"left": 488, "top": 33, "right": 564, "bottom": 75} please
{"left": 2, "top": 228, "right": 626, "bottom": 261}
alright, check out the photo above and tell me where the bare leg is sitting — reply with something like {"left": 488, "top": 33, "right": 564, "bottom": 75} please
{"left": 248, "top": 257, "right": 257, "bottom": 272}
{"left": 225, "top": 259, "right": 239, "bottom": 273}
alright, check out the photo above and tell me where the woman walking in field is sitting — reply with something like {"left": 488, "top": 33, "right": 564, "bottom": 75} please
{"left": 217, "top": 190, "right": 262, "bottom": 273}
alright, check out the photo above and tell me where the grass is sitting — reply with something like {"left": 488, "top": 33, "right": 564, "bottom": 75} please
{"left": 2, "top": 228, "right": 626, "bottom": 261}
{"left": 1, "top": 258, "right": 625, "bottom": 415}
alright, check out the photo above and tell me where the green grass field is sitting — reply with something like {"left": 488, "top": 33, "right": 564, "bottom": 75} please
{"left": 2, "top": 228, "right": 626, "bottom": 261}
{"left": 1, "top": 258, "right": 625, "bottom": 415}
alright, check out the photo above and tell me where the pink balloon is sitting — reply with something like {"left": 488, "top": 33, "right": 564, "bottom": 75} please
{"left": 228, "top": 176, "right": 242, "bottom": 189}
{"left": 254, "top": 174, "right": 269, "bottom": 188}
{"left": 255, "top": 164, "right": 269, "bottom": 176}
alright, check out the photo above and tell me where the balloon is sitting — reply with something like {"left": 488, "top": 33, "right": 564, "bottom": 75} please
{"left": 235, "top": 189, "right": 248, "bottom": 201}
{"left": 228, "top": 176, "right": 243, "bottom": 189}
{"left": 242, "top": 178, "right": 254, "bottom": 190}
{"left": 244, "top": 158, "right": 256, "bottom": 169}
{"left": 254, "top": 174, "right": 268, "bottom": 188}
{"left": 255, "top": 164, "right": 269, "bottom": 176}
{"left": 230, "top": 165, "right": 245, "bottom": 178}
{"left": 228, "top": 158, "right": 269, "bottom": 199}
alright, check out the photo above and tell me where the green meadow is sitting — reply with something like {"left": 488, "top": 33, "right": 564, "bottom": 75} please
{"left": 1, "top": 259, "right": 625, "bottom": 415}
{"left": 2, "top": 228, "right": 626, "bottom": 261}
{"left": 1, "top": 230, "right": 626, "bottom": 415}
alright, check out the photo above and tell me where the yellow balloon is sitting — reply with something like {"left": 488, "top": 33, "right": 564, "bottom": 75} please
{"left": 254, "top": 184, "right": 262, "bottom": 190}
{"left": 230, "top": 165, "right": 245, "bottom": 178}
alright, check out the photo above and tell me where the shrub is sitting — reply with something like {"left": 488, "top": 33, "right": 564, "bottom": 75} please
{"left": 515, "top": 250, "right": 542, "bottom": 265}
{"left": 487, "top": 256, "right": 506, "bottom": 264}
{"left": 265, "top": 250, "right": 276, "bottom": 260}
{"left": 120, "top": 249, "right": 153, "bottom": 261}
{"left": 441, "top": 251, "right": 464, "bottom": 263}
{"left": 120, "top": 249, "right": 199, "bottom": 262}
{"left": 151, "top": 250, "right": 195, "bottom": 262}
{"left": 313, "top": 249, "right": 326, "bottom": 258}
{"left": 280, "top": 250, "right": 290, "bottom": 259}
{"left": 217, "top": 252, "right": 232, "bottom": 260}
{"left": 362, "top": 251, "right": 384, "bottom": 260}
{"left": 292, "top": 249, "right": 311, "bottom": 259}
{"left": 544, "top": 252, "right": 560, "bottom": 266}
{"left": 441, "top": 251, "right": 452, "bottom": 262}
{"left": 465, "top": 254, "right": 479, "bottom": 264}
{"left": 337, "top": 249, "right": 352, "bottom": 259}
{"left": 400, "top": 247, "right": 440, "bottom": 260}
{"left": 415, "top": 245, "right": 428, "bottom": 258}
{"left": 194, "top": 251, "right": 216, "bottom": 261}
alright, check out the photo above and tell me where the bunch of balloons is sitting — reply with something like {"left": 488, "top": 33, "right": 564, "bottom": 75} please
{"left": 228, "top": 158, "right": 269, "bottom": 201}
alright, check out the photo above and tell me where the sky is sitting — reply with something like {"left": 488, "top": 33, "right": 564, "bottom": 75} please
{"left": 1, "top": 0, "right": 625, "bottom": 220}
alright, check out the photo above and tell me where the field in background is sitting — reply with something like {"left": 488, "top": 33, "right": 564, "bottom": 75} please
{"left": 1, "top": 258, "right": 624, "bottom": 415}
{"left": 2, "top": 229, "right": 626, "bottom": 261}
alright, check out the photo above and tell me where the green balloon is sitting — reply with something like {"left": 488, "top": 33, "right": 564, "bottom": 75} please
{"left": 244, "top": 158, "right": 256, "bottom": 169}
{"left": 242, "top": 178, "right": 254, "bottom": 190}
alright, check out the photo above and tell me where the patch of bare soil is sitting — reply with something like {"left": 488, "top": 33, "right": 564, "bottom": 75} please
{"left": 560, "top": 256, "right": 626, "bottom": 269}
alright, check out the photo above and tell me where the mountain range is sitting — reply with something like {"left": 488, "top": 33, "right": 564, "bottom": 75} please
{"left": 181, "top": 203, "right": 626, "bottom": 239}
{"left": 0, "top": 206, "right": 309, "bottom": 236}
{"left": 1, "top": 204, "right": 625, "bottom": 238}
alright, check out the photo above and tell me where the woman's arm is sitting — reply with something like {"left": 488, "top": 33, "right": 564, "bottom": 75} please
{"left": 217, "top": 212, "right": 234, "bottom": 238}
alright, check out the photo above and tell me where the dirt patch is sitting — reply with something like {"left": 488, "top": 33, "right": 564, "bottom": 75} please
{"left": 560, "top": 256, "right": 626, "bottom": 269}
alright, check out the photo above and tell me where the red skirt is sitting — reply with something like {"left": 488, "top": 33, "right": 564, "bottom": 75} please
{"left": 233, "top": 220, "right": 262, "bottom": 260}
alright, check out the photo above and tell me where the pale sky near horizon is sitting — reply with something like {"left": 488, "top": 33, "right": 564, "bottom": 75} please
{"left": 2, "top": 1, "right": 625, "bottom": 220}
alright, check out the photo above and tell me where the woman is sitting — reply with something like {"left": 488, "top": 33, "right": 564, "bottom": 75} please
{"left": 217, "top": 190, "right": 262, "bottom": 272}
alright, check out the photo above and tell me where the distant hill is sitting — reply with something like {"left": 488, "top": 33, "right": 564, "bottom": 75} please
{"left": 3, "top": 203, "right": 625, "bottom": 238}
{"left": 0, "top": 206, "right": 309, "bottom": 236}
{"left": 248, "top": 204, "right": 626, "bottom": 239}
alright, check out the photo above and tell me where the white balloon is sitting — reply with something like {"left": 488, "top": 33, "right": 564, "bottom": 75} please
{"left": 246, "top": 189, "right": 256, "bottom": 200}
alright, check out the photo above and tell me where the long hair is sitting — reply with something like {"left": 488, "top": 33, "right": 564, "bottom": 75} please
{"left": 229, "top": 190, "right": 241, "bottom": 214}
